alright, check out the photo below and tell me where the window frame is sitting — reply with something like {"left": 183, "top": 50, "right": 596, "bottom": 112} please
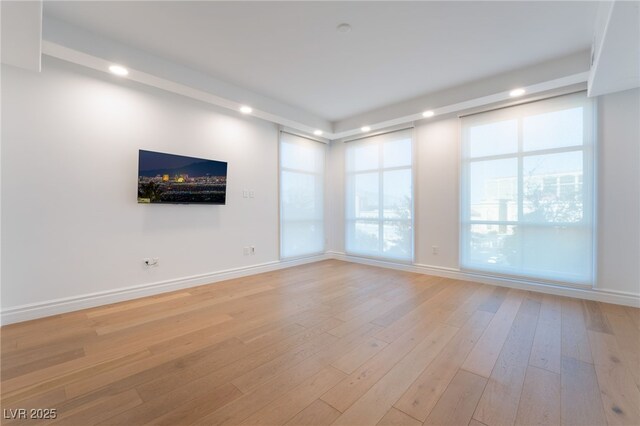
{"left": 279, "top": 131, "right": 327, "bottom": 260}
{"left": 344, "top": 128, "right": 415, "bottom": 263}
{"left": 459, "top": 92, "right": 596, "bottom": 287}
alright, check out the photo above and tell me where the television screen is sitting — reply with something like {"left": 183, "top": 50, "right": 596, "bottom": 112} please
{"left": 138, "top": 150, "right": 227, "bottom": 204}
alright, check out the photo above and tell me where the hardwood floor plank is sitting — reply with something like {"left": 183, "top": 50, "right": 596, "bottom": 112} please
{"left": 477, "top": 286, "right": 510, "bottom": 313}
{"left": 624, "top": 307, "right": 640, "bottom": 331}
{"left": 85, "top": 291, "right": 191, "bottom": 319}
{"left": 136, "top": 317, "right": 344, "bottom": 402}
{"left": 587, "top": 330, "right": 640, "bottom": 425}
{"left": 239, "top": 366, "right": 346, "bottom": 426}
{"left": 424, "top": 369, "right": 487, "bottom": 426}
{"left": 1, "top": 347, "right": 86, "bottom": 381}
{"left": 394, "top": 310, "right": 493, "bottom": 421}
{"left": 65, "top": 336, "right": 244, "bottom": 399}
{"left": 192, "top": 323, "right": 381, "bottom": 425}
{"left": 372, "top": 282, "right": 459, "bottom": 344}
{"left": 235, "top": 321, "right": 307, "bottom": 345}
{"left": 283, "top": 399, "right": 341, "bottom": 426}
{"left": 331, "top": 337, "right": 388, "bottom": 374}
{"left": 83, "top": 309, "right": 236, "bottom": 358}
{"left": 514, "top": 366, "right": 560, "bottom": 426}
{"left": 330, "top": 323, "right": 459, "bottom": 425}
{"left": 435, "top": 281, "right": 480, "bottom": 312}
{"left": 96, "top": 382, "right": 242, "bottom": 425}
{"left": 141, "top": 386, "right": 243, "bottom": 426}
{"left": 334, "top": 296, "right": 388, "bottom": 322}
{"left": 598, "top": 301, "right": 629, "bottom": 317}
{"left": 51, "top": 389, "right": 143, "bottom": 426}
{"left": 370, "top": 277, "right": 443, "bottom": 328}
{"left": 561, "top": 297, "right": 593, "bottom": 364}
{"left": 529, "top": 294, "right": 562, "bottom": 374}
{"left": 606, "top": 308, "right": 640, "bottom": 392}
{"left": 327, "top": 286, "right": 431, "bottom": 339}
{"left": 2, "top": 340, "right": 85, "bottom": 374}
{"left": 582, "top": 300, "right": 614, "bottom": 334}
{"left": 560, "top": 356, "right": 607, "bottom": 426}
{"left": 376, "top": 408, "right": 422, "bottom": 426}
{"left": 444, "top": 284, "right": 494, "bottom": 328}
{"left": 231, "top": 332, "right": 338, "bottom": 393}
{"left": 461, "top": 289, "right": 526, "bottom": 378}
{"left": 1, "top": 350, "right": 151, "bottom": 405}
{"left": 472, "top": 297, "right": 541, "bottom": 426}
{"left": 320, "top": 310, "right": 449, "bottom": 413}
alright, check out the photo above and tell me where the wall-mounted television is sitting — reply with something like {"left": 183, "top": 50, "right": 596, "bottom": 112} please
{"left": 138, "top": 150, "right": 227, "bottom": 204}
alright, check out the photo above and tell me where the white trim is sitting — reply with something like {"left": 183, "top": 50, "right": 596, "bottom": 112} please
{"left": 280, "top": 127, "right": 329, "bottom": 145}
{"left": 340, "top": 123, "right": 415, "bottom": 144}
{"left": 331, "top": 73, "right": 590, "bottom": 140}
{"left": 41, "top": 41, "right": 331, "bottom": 139}
{"left": 326, "top": 251, "right": 640, "bottom": 308}
{"left": 0, "top": 254, "right": 329, "bottom": 325}
{"left": 41, "top": 37, "right": 590, "bottom": 142}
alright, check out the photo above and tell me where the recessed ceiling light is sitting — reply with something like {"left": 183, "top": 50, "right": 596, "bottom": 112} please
{"left": 108, "top": 65, "right": 129, "bottom": 76}
{"left": 422, "top": 110, "right": 435, "bottom": 118}
{"left": 239, "top": 106, "right": 253, "bottom": 114}
{"left": 361, "top": 126, "right": 371, "bottom": 132}
{"left": 314, "top": 130, "right": 323, "bottom": 136}
{"left": 337, "top": 23, "right": 352, "bottom": 33}
{"left": 509, "top": 88, "right": 526, "bottom": 97}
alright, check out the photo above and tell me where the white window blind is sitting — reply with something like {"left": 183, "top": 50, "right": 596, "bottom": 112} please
{"left": 461, "top": 92, "right": 595, "bottom": 285}
{"left": 280, "top": 132, "right": 325, "bottom": 259}
{"left": 345, "top": 128, "right": 413, "bottom": 261}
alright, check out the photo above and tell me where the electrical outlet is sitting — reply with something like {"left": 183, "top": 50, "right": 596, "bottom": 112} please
{"left": 243, "top": 190, "right": 248, "bottom": 198}
{"left": 243, "top": 247, "right": 250, "bottom": 255}
{"left": 432, "top": 246, "right": 439, "bottom": 255}
{"left": 250, "top": 246, "right": 255, "bottom": 255}
{"left": 249, "top": 190, "right": 255, "bottom": 198}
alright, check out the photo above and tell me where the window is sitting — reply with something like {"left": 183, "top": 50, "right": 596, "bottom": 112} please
{"left": 345, "top": 128, "right": 413, "bottom": 261}
{"left": 461, "top": 92, "right": 595, "bottom": 285}
{"left": 280, "top": 132, "right": 325, "bottom": 259}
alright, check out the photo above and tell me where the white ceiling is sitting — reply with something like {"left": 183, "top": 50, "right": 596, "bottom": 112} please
{"left": 44, "top": 1, "right": 600, "bottom": 122}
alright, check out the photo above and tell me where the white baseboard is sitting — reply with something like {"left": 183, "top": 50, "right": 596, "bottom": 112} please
{"left": 0, "top": 254, "right": 329, "bottom": 325}
{"left": 326, "top": 251, "right": 640, "bottom": 308}
{"left": 3, "top": 250, "right": 637, "bottom": 325}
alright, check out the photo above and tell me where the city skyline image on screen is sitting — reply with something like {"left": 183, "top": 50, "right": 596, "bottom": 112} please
{"left": 138, "top": 150, "right": 228, "bottom": 204}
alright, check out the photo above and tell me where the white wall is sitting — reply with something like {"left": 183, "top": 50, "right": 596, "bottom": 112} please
{"left": 326, "top": 137, "right": 345, "bottom": 255}
{"left": 414, "top": 120, "right": 460, "bottom": 268}
{"left": 597, "top": 88, "right": 640, "bottom": 295}
{"left": 1, "top": 57, "right": 281, "bottom": 310}
{"left": 329, "top": 89, "right": 640, "bottom": 298}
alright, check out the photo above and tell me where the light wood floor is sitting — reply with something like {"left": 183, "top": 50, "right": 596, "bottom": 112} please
{"left": 1, "top": 260, "right": 639, "bottom": 426}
